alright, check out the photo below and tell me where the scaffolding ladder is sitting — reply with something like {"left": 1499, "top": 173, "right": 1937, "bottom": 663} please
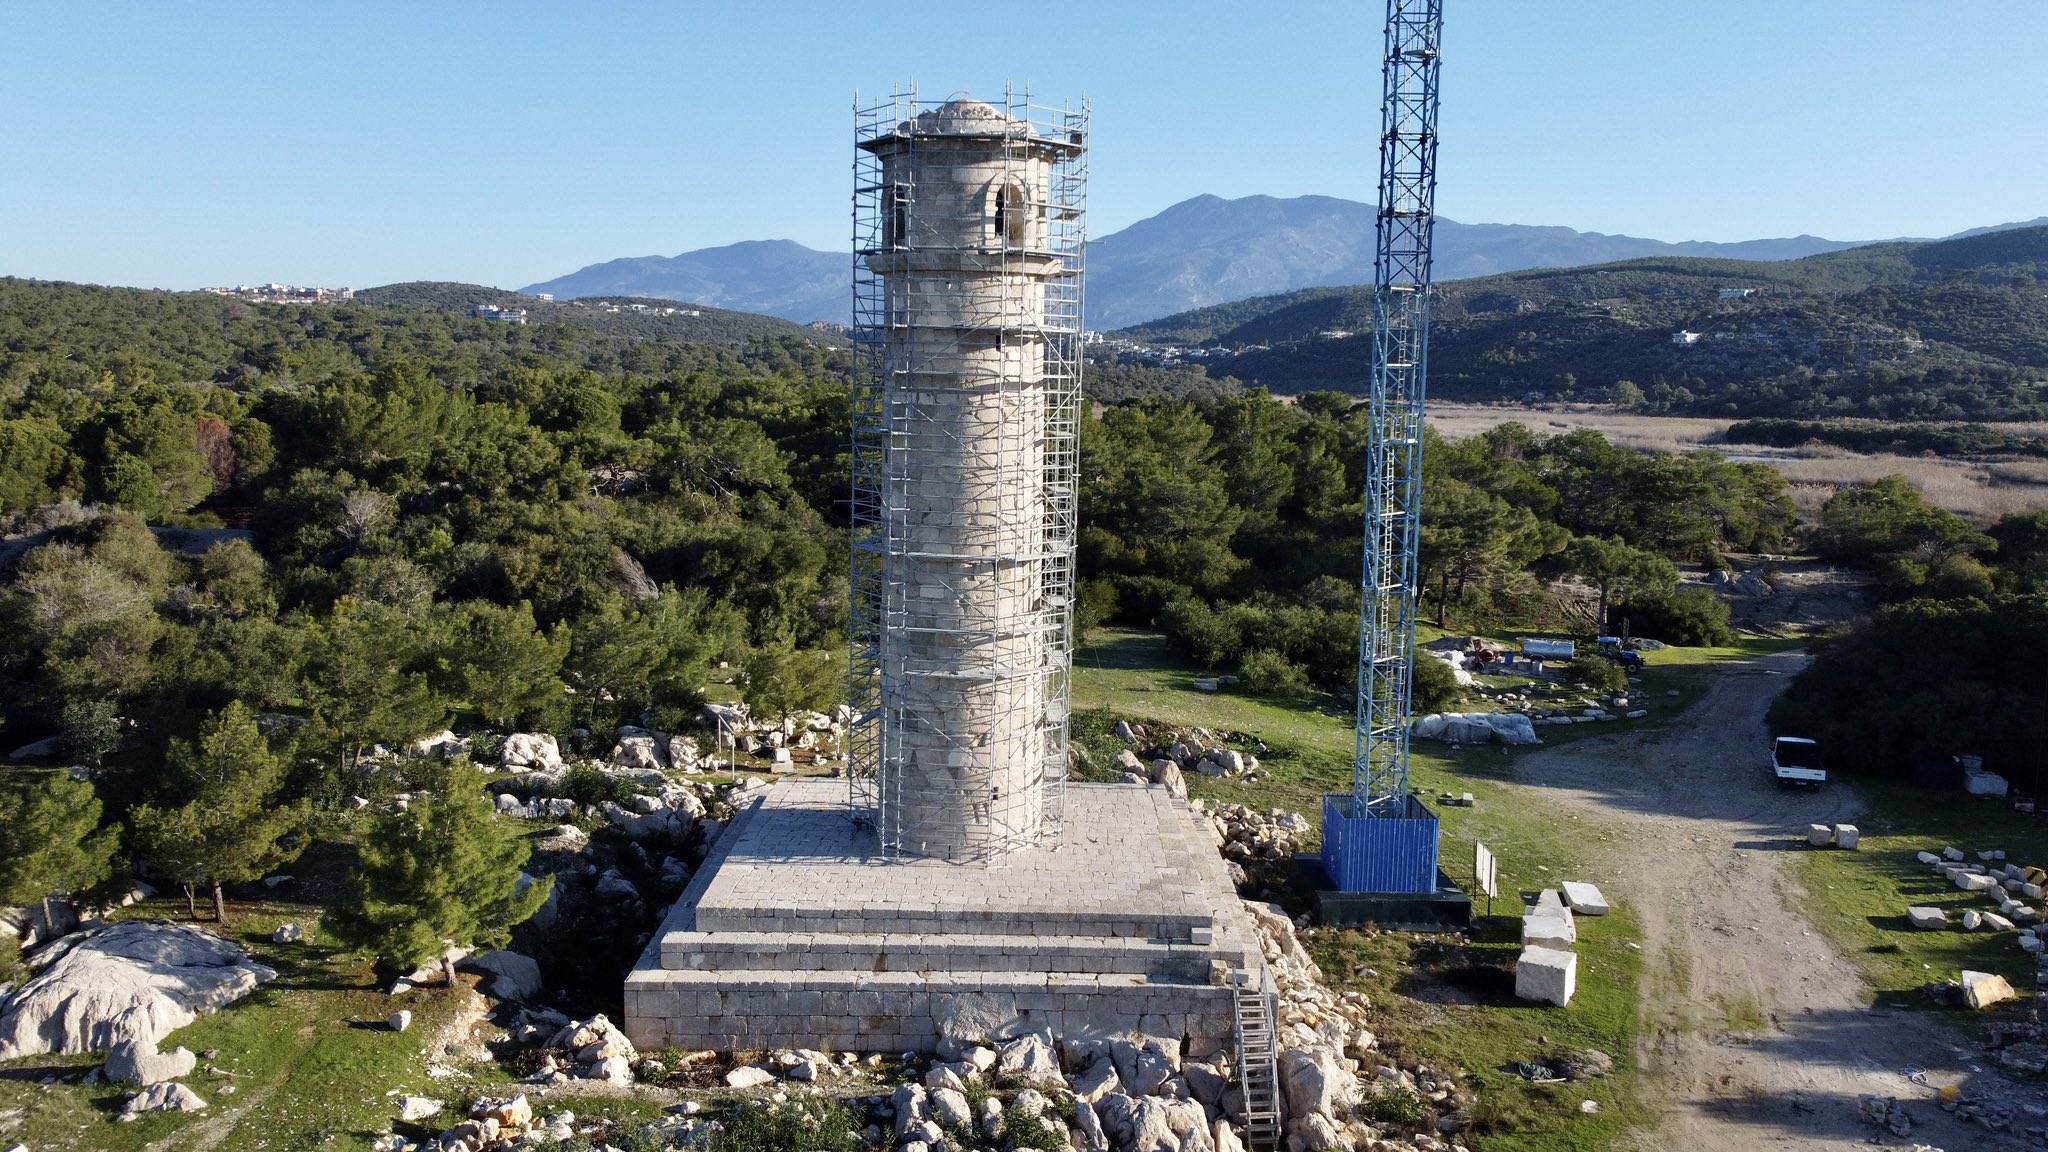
{"left": 1234, "top": 970, "right": 1282, "bottom": 1150}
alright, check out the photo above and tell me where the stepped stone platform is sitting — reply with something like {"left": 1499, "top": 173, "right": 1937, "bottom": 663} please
{"left": 625, "top": 779, "right": 1262, "bottom": 1053}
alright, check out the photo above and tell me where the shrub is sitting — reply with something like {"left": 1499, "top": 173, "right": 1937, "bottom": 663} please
{"left": 1240, "top": 649, "right": 1310, "bottom": 699}
{"left": 1410, "top": 650, "right": 1463, "bottom": 714}
{"left": 1159, "top": 596, "right": 1242, "bottom": 668}
{"left": 558, "top": 763, "right": 629, "bottom": 807}
{"left": 1364, "top": 1085, "right": 1428, "bottom": 1127}
{"left": 1002, "top": 1109, "right": 1067, "bottom": 1151}
{"left": 1076, "top": 578, "right": 1120, "bottom": 634}
{"left": 710, "top": 1099, "right": 861, "bottom": 1152}
{"left": 1627, "top": 587, "right": 1734, "bottom": 646}
{"left": 1570, "top": 655, "right": 1628, "bottom": 694}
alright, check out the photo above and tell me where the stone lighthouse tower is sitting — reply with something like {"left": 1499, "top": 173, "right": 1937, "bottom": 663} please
{"left": 849, "top": 95, "right": 1087, "bottom": 862}
{"left": 626, "top": 95, "right": 1264, "bottom": 1059}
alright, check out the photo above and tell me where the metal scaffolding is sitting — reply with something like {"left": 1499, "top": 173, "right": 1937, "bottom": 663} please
{"left": 847, "top": 87, "right": 1087, "bottom": 863}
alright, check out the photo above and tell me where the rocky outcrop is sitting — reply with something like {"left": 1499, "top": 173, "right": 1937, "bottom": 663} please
{"left": 500, "top": 733, "right": 562, "bottom": 771}
{"left": 0, "top": 921, "right": 275, "bottom": 1059}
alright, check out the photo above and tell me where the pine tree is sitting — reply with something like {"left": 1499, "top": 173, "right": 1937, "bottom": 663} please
{"left": 0, "top": 772, "right": 120, "bottom": 932}
{"left": 741, "top": 644, "right": 843, "bottom": 731}
{"left": 434, "top": 600, "right": 569, "bottom": 731}
{"left": 329, "top": 761, "right": 551, "bottom": 984}
{"left": 301, "top": 596, "right": 447, "bottom": 781}
{"left": 130, "top": 701, "right": 307, "bottom": 924}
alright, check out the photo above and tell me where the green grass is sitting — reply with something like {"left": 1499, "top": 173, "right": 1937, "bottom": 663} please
{"left": 0, "top": 886, "right": 667, "bottom": 1150}
{"left": 1793, "top": 780, "right": 2048, "bottom": 1004}
{"left": 1073, "top": 630, "right": 1797, "bottom": 899}
{"left": 1073, "top": 627, "right": 1779, "bottom": 1151}
{"left": 1306, "top": 905, "right": 1647, "bottom": 1151}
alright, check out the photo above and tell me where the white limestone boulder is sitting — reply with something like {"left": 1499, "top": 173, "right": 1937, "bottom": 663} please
{"left": 104, "top": 1039, "right": 197, "bottom": 1086}
{"left": 612, "top": 735, "right": 666, "bottom": 772}
{"left": 1286, "top": 1113, "right": 1347, "bottom": 1152}
{"left": 0, "top": 921, "right": 276, "bottom": 1059}
{"left": 929, "top": 1087, "right": 972, "bottom": 1129}
{"left": 1832, "top": 824, "right": 1860, "bottom": 850}
{"left": 409, "top": 729, "right": 466, "bottom": 758}
{"left": 1278, "top": 1046, "right": 1358, "bottom": 1121}
{"left": 458, "top": 950, "right": 544, "bottom": 1003}
{"left": 1515, "top": 946, "right": 1577, "bottom": 1006}
{"left": 501, "top": 733, "right": 562, "bottom": 771}
{"left": 1807, "top": 824, "right": 1834, "bottom": 847}
{"left": 1109, "top": 1036, "right": 1179, "bottom": 1097}
{"left": 997, "top": 1030, "right": 1067, "bottom": 1087}
{"left": 1073, "top": 1099, "right": 1109, "bottom": 1152}
{"left": 125, "top": 1082, "right": 207, "bottom": 1115}
{"left": 1070, "top": 1054, "right": 1122, "bottom": 1103}
{"left": 1093, "top": 1093, "right": 1177, "bottom": 1152}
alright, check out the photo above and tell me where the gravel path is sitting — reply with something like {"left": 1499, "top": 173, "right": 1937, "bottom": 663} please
{"left": 1508, "top": 647, "right": 2029, "bottom": 1151}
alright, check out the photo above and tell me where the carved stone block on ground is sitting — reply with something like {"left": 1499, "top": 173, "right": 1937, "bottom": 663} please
{"left": 1515, "top": 946, "right": 1577, "bottom": 1006}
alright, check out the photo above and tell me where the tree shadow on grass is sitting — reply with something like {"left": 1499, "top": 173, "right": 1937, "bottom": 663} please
{"left": 249, "top": 942, "right": 372, "bottom": 995}
{"left": 1075, "top": 630, "right": 1182, "bottom": 672}
{"left": 0, "top": 1054, "right": 99, "bottom": 1083}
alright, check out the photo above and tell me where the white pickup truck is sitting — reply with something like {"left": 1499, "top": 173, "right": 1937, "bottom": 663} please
{"left": 1772, "top": 736, "right": 1826, "bottom": 788}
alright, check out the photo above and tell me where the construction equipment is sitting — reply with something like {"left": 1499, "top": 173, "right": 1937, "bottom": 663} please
{"left": 1595, "top": 636, "right": 1645, "bottom": 672}
{"left": 1323, "top": 0, "right": 1447, "bottom": 894}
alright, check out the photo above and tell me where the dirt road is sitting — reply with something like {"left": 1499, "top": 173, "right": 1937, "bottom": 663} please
{"left": 1509, "top": 647, "right": 2034, "bottom": 1151}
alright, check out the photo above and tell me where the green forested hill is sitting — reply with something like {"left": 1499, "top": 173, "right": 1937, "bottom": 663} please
{"left": 1112, "top": 226, "right": 2048, "bottom": 419}
{"left": 352, "top": 281, "right": 834, "bottom": 346}
{"left": 0, "top": 278, "right": 841, "bottom": 397}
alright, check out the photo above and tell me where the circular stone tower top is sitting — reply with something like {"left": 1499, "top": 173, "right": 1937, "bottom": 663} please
{"left": 849, "top": 93, "right": 1087, "bottom": 863}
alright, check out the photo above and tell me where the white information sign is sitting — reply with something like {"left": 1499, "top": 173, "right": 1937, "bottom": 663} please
{"left": 1473, "top": 842, "right": 1499, "bottom": 901}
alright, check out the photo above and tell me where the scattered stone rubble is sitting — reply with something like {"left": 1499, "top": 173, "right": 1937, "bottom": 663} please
{"left": 369, "top": 874, "right": 1480, "bottom": 1152}
{"left": 1105, "top": 720, "right": 1271, "bottom": 792}
{"left": 1195, "top": 801, "right": 1313, "bottom": 895}
{"left": 1902, "top": 845, "right": 2048, "bottom": 997}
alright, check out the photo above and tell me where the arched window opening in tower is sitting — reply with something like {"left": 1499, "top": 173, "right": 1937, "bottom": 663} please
{"left": 995, "top": 182, "right": 1029, "bottom": 249}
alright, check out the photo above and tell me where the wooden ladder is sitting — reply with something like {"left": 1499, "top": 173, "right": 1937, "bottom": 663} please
{"left": 1235, "top": 973, "right": 1283, "bottom": 1150}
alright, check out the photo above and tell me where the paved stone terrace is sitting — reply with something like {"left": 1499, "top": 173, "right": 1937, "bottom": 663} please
{"left": 625, "top": 780, "right": 1263, "bottom": 1053}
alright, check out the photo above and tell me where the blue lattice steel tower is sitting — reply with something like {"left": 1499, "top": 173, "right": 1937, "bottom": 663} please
{"left": 1321, "top": 0, "right": 1445, "bottom": 895}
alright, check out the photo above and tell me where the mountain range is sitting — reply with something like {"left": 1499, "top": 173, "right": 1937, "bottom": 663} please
{"left": 1109, "top": 224, "right": 2048, "bottom": 419}
{"left": 518, "top": 194, "right": 2047, "bottom": 330}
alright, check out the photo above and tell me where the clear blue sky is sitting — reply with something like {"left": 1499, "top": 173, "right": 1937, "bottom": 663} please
{"left": 3, "top": 1, "right": 2044, "bottom": 291}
